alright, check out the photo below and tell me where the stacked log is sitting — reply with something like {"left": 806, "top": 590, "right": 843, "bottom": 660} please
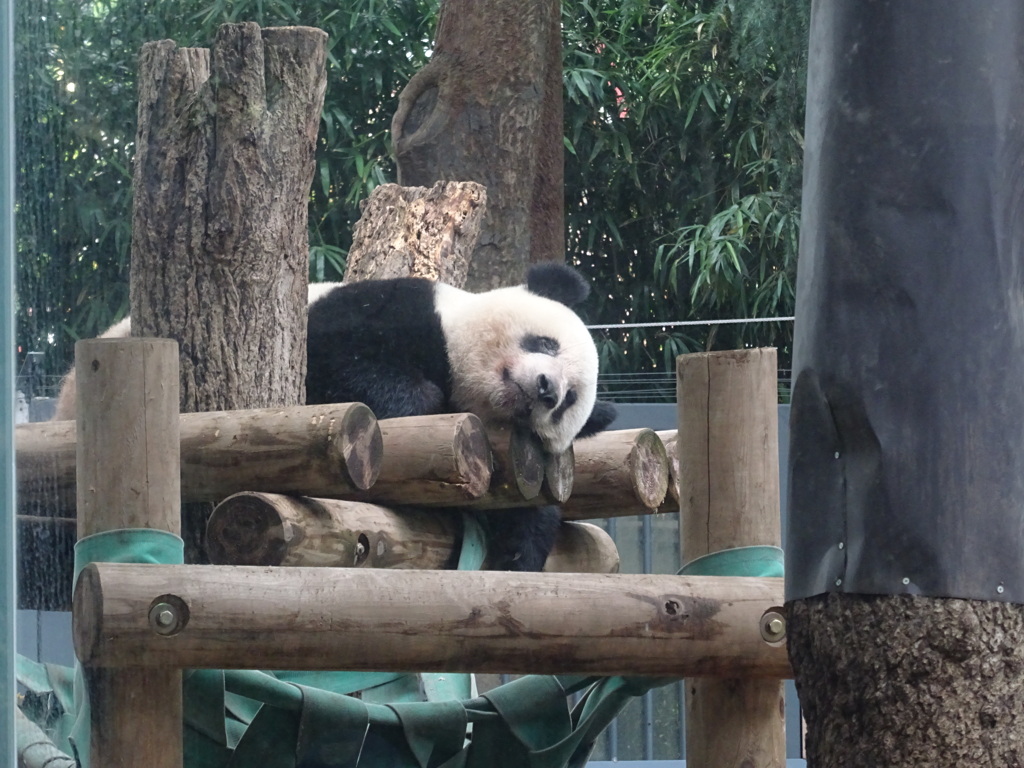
{"left": 20, "top": 397, "right": 676, "bottom": 593}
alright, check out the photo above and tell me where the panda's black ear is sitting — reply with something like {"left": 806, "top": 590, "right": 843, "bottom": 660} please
{"left": 526, "top": 263, "right": 590, "bottom": 307}
{"left": 575, "top": 400, "right": 617, "bottom": 440}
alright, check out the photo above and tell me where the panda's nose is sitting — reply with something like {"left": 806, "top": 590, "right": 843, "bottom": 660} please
{"left": 537, "top": 375, "right": 558, "bottom": 409}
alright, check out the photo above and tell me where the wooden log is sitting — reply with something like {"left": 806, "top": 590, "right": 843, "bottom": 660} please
{"left": 179, "top": 403, "right": 381, "bottom": 498}
{"left": 132, "top": 25, "right": 326, "bottom": 415}
{"left": 206, "top": 493, "right": 460, "bottom": 569}
{"left": 560, "top": 428, "right": 669, "bottom": 520}
{"left": 344, "top": 181, "right": 486, "bottom": 285}
{"left": 656, "top": 429, "right": 680, "bottom": 514}
{"left": 678, "top": 349, "right": 785, "bottom": 767}
{"left": 20, "top": 418, "right": 679, "bottom": 520}
{"left": 73, "top": 562, "right": 791, "bottom": 678}
{"left": 541, "top": 445, "right": 574, "bottom": 504}
{"left": 15, "top": 707, "right": 75, "bottom": 768}
{"left": 461, "top": 425, "right": 547, "bottom": 508}
{"left": 17, "top": 403, "right": 382, "bottom": 514}
{"left": 542, "top": 522, "right": 620, "bottom": 574}
{"left": 16, "top": 418, "right": 77, "bottom": 514}
{"left": 75, "top": 338, "right": 182, "bottom": 768}
{"left": 351, "top": 413, "right": 491, "bottom": 504}
{"left": 206, "top": 492, "right": 618, "bottom": 572}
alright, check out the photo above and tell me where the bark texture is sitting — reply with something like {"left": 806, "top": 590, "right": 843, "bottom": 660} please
{"left": 131, "top": 23, "right": 327, "bottom": 413}
{"left": 344, "top": 181, "right": 485, "bottom": 285}
{"left": 391, "top": 0, "right": 563, "bottom": 289}
{"left": 788, "top": 593, "right": 1024, "bottom": 767}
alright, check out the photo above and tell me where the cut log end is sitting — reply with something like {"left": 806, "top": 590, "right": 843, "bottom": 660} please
{"left": 510, "top": 427, "right": 545, "bottom": 499}
{"left": 453, "top": 414, "right": 494, "bottom": 498}
{"left": 331, "top": 402, "right": 384, "bottom": 491}
{"left": 630, "top": 429, "right": 670, "bottom": 508}
{"left": 72, "top": 563, "right": 103, "bottom": 665}
{"left": 543, "top": 445, "right": 574, "bottom": 503}
{"left": 205, "top": 492, "right": 290, "bottom": 566}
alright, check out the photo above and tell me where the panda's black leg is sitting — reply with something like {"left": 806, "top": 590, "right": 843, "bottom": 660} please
{"left": 477, "top": 506, "right": 561, "bottom": 572}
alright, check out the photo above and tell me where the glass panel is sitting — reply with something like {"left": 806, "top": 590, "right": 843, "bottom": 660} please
{"left": 1, "top": 0, "right": 16, "bottom": 761}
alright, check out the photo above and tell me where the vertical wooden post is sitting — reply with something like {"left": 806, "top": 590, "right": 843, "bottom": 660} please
{"left": 678, "top": 349, "right": 785, "bottom": 767}
{"left": 75, "top": 338, "right": 181, "bottom": 767}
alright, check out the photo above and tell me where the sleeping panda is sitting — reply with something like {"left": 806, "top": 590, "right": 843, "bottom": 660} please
{"left": 305, "top": 262, "right": 616, "bottom": 571}
{"left": 53, "top": 263, "right": 615, "bottom": 570}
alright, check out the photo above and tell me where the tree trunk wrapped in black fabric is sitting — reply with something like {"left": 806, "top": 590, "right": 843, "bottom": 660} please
{"left": 788, "top": 1, "right": 1024, "bottom": 764}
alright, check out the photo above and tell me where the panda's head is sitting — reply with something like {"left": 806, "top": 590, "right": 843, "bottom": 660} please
{"left": 436, "top": 263, "right": 616, "bottom": 453}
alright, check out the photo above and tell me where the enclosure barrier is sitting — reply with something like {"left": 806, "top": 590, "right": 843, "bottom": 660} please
{"left": 74, "top": 564, "right": 788, "bottom": 677}
{"left": 67, "top": 338, "right": 788, "bottom": 767}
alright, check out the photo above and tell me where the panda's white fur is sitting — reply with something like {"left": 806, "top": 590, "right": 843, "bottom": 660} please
{"left": 433, "top": 282, "right": 598, "bottom": 454}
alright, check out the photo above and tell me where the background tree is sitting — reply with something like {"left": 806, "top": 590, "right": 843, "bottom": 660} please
{"left": 15, "top": 0, "right": 809, "bottom": 403}
{"left": 392, "top": 0, "right": 564, "bottom": 290}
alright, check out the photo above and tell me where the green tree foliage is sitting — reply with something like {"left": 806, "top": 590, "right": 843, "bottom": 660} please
{"left": 15, "top": 0, "right": 808, "bottom": 400}
{"left": 563, "top": 0, "right": 808, "bottom": 391}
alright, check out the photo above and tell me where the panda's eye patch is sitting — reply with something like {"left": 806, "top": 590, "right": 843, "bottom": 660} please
{"left": 551, "top": 388, "right": 577, "bottom": 423}
{"left": 522, "top": 335, "right": 560, "bottom": 356}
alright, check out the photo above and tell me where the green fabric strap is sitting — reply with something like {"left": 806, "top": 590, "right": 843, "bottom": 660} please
{"left": 679, "top": 545, "right": 785, "bottom": 578}
{"left": 19, "top": 518, "right": 707, "bottom": 767}
{"left": 69, "top": 528, "right": 186, "bottom": 768}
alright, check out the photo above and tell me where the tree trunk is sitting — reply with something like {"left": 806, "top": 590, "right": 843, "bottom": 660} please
{"left": 789, "top": 594, "right": 1024, "bottom": 766}
{"left": 131, "top": 23, "right": 327, "bottom": 413}
{"left": 391, "top": 0, "right": 563, "bottom": 289}
{"left": 131, "top": 23, "right": 326, "bottom": 560}
{"left": 788, "top": 3, "right": 1024, "bottom": 765}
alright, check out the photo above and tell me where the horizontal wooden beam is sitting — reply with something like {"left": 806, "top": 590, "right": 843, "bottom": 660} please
{"left": 18, "top": 403, "right": 382, "bottom": 515}
{"left": 74, "top": 563, "right": 790, "bottom": 678}
{"left": 205, "top": 491, "right": 620, "bottom": 572}
{"left": 20, "top": 411, "right": 671, "bottom": 518}
{"left": 560, "top": 428, "right": 669, "bottom": 519}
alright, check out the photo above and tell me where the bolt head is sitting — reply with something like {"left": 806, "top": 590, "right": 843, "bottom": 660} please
{"left": 760, "top": 610, "right": 787, "bottom": 643}
{"left": 149, "top": 601, "right": 184, "bottom": 636}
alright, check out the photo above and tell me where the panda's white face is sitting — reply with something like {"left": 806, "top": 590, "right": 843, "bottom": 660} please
{"left": 434, "top": 283, "right": 598, "bottom": 453}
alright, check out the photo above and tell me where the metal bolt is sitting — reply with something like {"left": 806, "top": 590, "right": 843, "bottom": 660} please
{"left": 834, "top": 578, "right": 842, "bottom": 587}
{"left": 837, "top": 542, "right": 844, "bottom": 550}
{"left": 149, "top": 602, "right": 181, "bottom": 636}
{"left": 998, "top": 585, "right": 1005, "bottom": 594}
{"left": 760, "top": 610, "right": 787, "bottom": 643}
{"left": 834, "top": 451, "right": 840, "bottom": 459}
{"left": 902, "top": 577, "right": 910, "bottom": 585}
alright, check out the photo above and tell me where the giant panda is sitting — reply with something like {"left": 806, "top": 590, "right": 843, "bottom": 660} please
{"left": 52, "top": 263, "right": 615, "bottom": 570}
{"left": 305, "top": 262, "right": 617, "bottom": 571}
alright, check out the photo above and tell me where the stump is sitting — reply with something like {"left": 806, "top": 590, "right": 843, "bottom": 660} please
{"left": 131, "top": 24, "right": 327, "bottom": 413}
{"left": 344, "top": 181, "right": 486, "bottom": 285}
